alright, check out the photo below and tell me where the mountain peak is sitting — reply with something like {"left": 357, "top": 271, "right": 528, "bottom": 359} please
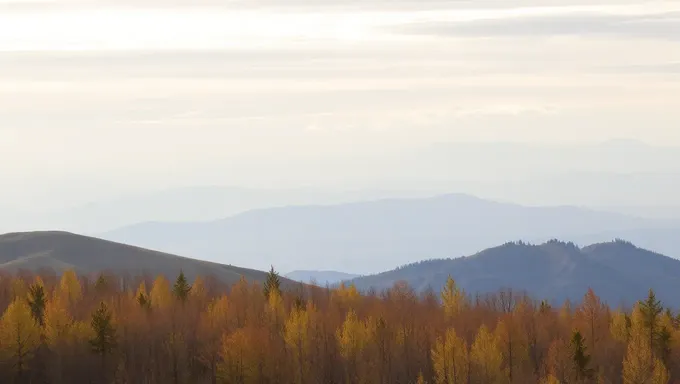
{"left": 351, "top": 240, "right": 680, "bottom": 308}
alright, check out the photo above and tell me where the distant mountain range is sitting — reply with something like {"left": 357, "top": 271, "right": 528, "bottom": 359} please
{"left": 3, "top": 231, "right": 679, "bottom": 308}
{"left": 350, "top": 240, "right": 680, "bottom": 308}
{"left": 285, "top": 270, "right": 361, "bottom": 285}
{"left": 5, "top": 141, "right": 680, "bottom": 235}
{"left": 1, "top": 186, "right": 436, "bottom": 234}
{"left": 99, "top": 193, "right": 680, "bottom": 273}
{"left": 0, "top": 231, "right": 284, "bottom": 285}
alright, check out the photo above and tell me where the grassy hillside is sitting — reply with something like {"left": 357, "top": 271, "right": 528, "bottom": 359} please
{"left": 0, "top": 231, "right": 282, "bottom": 285}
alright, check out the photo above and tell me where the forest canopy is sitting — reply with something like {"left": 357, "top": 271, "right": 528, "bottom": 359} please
{"left": 0, "top": 269, "right": 677, "bottom": 384}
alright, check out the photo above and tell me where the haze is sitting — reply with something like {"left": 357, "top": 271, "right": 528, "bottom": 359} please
{"left": 1, "top": 0, "right": 679, "bottom": 248}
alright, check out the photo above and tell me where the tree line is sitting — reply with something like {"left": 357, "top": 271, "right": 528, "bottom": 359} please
{"left": 0, "top": 267, "right": 678, "bottom": 384}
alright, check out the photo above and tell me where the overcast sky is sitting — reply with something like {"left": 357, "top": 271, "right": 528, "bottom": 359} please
{"left": 1, "top": 0, "right": 679, "bottom": 210}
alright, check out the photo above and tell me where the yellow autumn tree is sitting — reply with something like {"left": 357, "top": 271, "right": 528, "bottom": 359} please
{"left": 622, "top": 305, "right": 669, "bottom": 384}
{"left": 610, "top": 310, "right": 630, "bottom": 343}
{"left": 150, "top": 275, "right": 172, "bottom": 310}
{"left": 191, "top": 275, "right": 208, "bottom": 303}
{"left": 539, "top": 375, "right": 561, "bottom": 384}
{"left": 546, "top": 339, "right": 571, "bottom": 383}
{"left": 334, "top": 282, "right": 360, "bottom": 309}
{"left": 651, "top": 359, "right": 670, "bottom": 384}
{"left": 495, "top": 317, "right": 529, "bottom": 383}
{"left": 441, "top": 276, "right": 467, "bottom": 319}
{"left": 577, "top": 289, "right": 605, "bottom": 342}
{"left": 43, "top": 295, "right": 74, "bottom": 347}
{"left": 69, "top": 320, "right": 93, "bottom": 345}
{"left": 432, "top": 327, "right": 469, "bottom": 384}
{"left": 198, "top": 295, "right": 229, "bottom": 382}
{"left": 11, "top": 277, "right": 27, "bottom": 300}
{"left": 266, "top": 289, "right": 286, "bottom": 331}
{"left": 219, "top": 328, "right": 261, "bottom": 384}
{"left": 135, "top": 281, "right": 150, "bottom": 309}
{"left": 58, "top": 269, "right": 83, "bottom": 306}
{"left": 0, "top": 300, "right": 42, "bottom": 379}
{"left": 337, "top": 309, "right": 370, "bottom": 383}
{"left": 471, "top": 324, "right": 504, "bottom": 384}
{"left": 284, "top": 303, "right": 312, "bottom": 384}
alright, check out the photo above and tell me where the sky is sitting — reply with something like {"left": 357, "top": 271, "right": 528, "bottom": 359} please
{"left": 1, "top": 0, "right": 680, "bottom": 210}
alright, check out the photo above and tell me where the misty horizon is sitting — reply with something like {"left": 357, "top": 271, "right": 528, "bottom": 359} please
{"left": 1, "top": 0, "right": 679, "bottom": 271}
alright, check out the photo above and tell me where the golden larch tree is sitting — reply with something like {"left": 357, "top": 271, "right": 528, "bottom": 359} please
{"left": 10, "top": 277, "right": 27, "bottom": 301}
{"left": 333, "top": 282, "right": 361, "bottom": 310}
{"left": 191, "top": 276, "right": 208, "bottom": 304}
{"left": 441, "top": 277, "right": 467, "bottom": 319}
{"left": 0, "top": 299, "right": 42, "bottom": 380}
{"left": 219, "top": 327, "right": 264, "bottom": 384}
{"left": 610, "top": 310, "right": 630, "bottom": 344}
{"left": 284, "top": 303, "right": 312, "bottom": 384}
{"left": 150, "top": 275, "right": 172, "bottom": 310}
{"left": 432, "top": 327, "right": 468, "bottom": 384}
{"left": 622, "top": 305, "right": 669, "bottom": 384}
{"left": 135, "top": 281, "right": 150, "bottom": 309}
{"left": 539, "top": 375, "right": 561, "bottom": 384}
{"left": 471, "top": 324, "right": 504, "bottom": 384}
{"left": 546, "top": 339, "right": 571, "bottom": 383}
{"left": 495, "top": 316, "right": 530, "bottom": 383}
{"left": 58, "top": 269, "right": 83, "bottom": 306}
{"left": 337, "top": 309, "right": 370, "bottom": 383}
{"left": 198, "top": 295, "right": 229, "bottom": 383}
{"left": 576, "top": 288, "right": 606, "bottom": 364}
{"left": 43, "top": 295, "right": 74, "bottom": 347}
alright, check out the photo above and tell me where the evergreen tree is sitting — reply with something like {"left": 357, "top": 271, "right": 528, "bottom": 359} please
{"left": 136, "top": 282, "right": 151, "bottom": 310}
{"left": 293, "top": 296, "right": 305, "bottom": 312}
{"left": 94, "top": 273, "right": 108, "bottom": 294}
{"left": 27, "top": 280, "right": 47, "bottom": 326}
{"left": 89, "top": 301, "right": 117, "bottom": 362}
{"left": 622, "top": 304, "right": 670, "bottom": 384}
{"left": 172, "top": 271, "right": 192, "bottom": 302}
{"left": 639, "top": 289, "right": 664, "bottom": 363}
{"left": 263, "top": 266, "right": 281, "bottom": 300}
{"left": 570, "top": 331, "right": 593, "bottom": 381}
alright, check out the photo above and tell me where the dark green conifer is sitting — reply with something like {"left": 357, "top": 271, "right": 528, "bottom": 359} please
{"left": 263, "top": 266, "right": 281, "bottom": 300}
{"left": 94, "top": 273, "right": 108, "bottom": 294}
{"left": 27, "top": 282, "right": 47, "bottom": 326}
{"left": 571, "top": 331, "right": 593, "bottom": 381}
{"left": 172, "top": 271, "right": 192, "bottom": 302}
{"left": 90, "top": 301, "right": 117, "bottom": 376}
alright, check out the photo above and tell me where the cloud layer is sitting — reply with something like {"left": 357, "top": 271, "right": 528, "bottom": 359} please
{"left": 1, "top": 0, "right": 680, "bottom": 209}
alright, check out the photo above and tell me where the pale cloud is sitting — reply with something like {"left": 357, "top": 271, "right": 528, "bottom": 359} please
{"left": 1, "top": 0, "right": 680, "bottom": 209}
{"left": 398, "top": 11, "right": 680, "bottom": 41}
